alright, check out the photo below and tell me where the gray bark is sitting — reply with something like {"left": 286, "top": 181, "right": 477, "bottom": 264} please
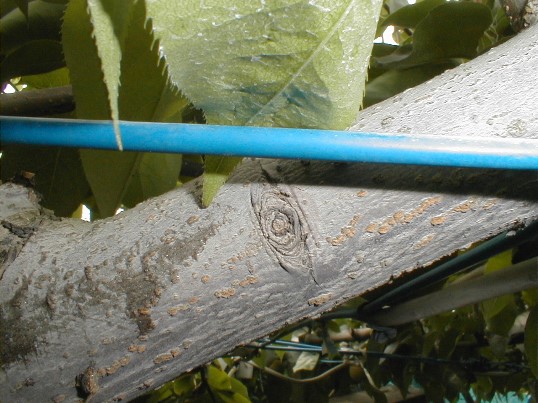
{"left": 1, "top": 23, "right": 538, "bottom": 403}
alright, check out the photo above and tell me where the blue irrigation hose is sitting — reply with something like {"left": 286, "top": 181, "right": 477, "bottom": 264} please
{"left": 1, "top": 116, "right": 537, "bottom": 170}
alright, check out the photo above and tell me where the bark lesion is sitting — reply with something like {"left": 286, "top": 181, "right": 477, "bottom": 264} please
{"left": 250, "top": 183, "right": 318, "bottom": 283}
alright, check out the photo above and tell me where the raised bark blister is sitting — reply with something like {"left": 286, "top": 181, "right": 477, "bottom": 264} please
{"left": 251, "top": 184, "right": 318, "bottom": 283}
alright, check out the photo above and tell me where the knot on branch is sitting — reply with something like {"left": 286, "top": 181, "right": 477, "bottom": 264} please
{"left": 251, "top": 185, "right": 316, "bottom": 281}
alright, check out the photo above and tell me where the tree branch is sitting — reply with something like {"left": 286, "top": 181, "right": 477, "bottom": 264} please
{"left": 1, "top": 23, "right": 537, "bottom": 403}
{"left": 0, "top": 85, "right": 74, "bottom": 116}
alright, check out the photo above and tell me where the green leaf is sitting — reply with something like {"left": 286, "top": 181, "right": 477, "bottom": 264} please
{"left": 522, "top": 288, "right": 537, "bottom": 308}
{"left": 147, "top": 0, "right": 383, "bottom": 205}
{"left": 63, "top": 0, "right": 125, "bottom": 217}
{"left": 481, "top": 250, "right": 519, "bottom": 336}
{"left": 62, "top": 0, "right": 111, "bottom": 120}
{"left": 202, "top": 156, "right": 243, "bottom": 207}
{"left": 172, "top": 374, "right": 196, "bottom": 396}
{"left": 207, "top": 365, "right": 232, "bottom": 392}
{"left": 377, "top": 2, "right": 492, "bottom": 69}
{"left": 437, "top": 328, "right": 461, "bottom": 359}
{"left": 20, "top": 67, "right": 70, "bottom": 89}
{"left": 117, "top": 0, "right": 189, "bottom": 123}
{"left": 228, "top": 376, "right": 250, "bottom": 401}
{"left": 524, "top": 306, "right": 537, "bottom": 378}
{"left": 79, "top": 150, "right": 141, "bottom": 218}
{"left": 123, "top": 153, "right": 182, "bottom": 208}
{"left": 0, "top": 145, "right": 90, "bottom": 217}
{"left": 13, "top": 0, "right": 28, "bottom": 19}
{"left": 206, "top": 365, "right": 250, "bottom": 402}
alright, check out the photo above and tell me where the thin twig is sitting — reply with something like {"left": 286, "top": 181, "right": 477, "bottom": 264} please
{"left": 0, "top": 85, "right": 74, "bottom": 116}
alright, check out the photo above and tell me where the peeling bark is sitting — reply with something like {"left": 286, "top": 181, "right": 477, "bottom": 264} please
{"left": 1, "top": 24, "right": 537, "bottom": 403}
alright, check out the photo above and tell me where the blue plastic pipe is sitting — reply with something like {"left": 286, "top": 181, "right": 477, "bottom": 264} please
{"left": 1, "top": 116, "right": 537, "bottom": 170}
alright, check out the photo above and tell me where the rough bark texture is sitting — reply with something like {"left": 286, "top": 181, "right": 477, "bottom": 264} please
{"left": 1, "top": 24, "right": 537, "bottom": 403}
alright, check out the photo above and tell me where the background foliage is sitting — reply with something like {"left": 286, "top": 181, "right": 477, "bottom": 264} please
{"left": 1, "top": 0, "right": 536, "bottom": 401}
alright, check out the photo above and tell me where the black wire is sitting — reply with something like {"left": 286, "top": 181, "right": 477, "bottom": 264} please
{"left": 247, "top": 341, "right": 529, "bottom": 373}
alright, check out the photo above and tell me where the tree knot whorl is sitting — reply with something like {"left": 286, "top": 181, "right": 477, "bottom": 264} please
{"left": 251, "top": 185, "right": 316, "bottom": 281}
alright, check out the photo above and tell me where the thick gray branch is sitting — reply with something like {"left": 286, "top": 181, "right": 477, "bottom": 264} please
{"left": 1, "top": 24, "right": 538, "bottom": 403}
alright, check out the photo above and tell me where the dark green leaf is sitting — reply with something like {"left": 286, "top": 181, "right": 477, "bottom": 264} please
{"left": 0, "top": 39, "right": 64, "bottom": 82}
{"left": 437, "top": 328, "right": 460, "bottom": 359}
{"left": 0, "top": 145, "right": 90, "bottom": 217}
{"left": 122, "top": 153, "right": 182, "bottom": 208}
{"left": 377, "top": 2, "right": 492, "bottom": 69}
{"left": 0, "top": 0, "right": 65, "bottom": 56}
{"left": 13, "top": 0, "right": 28, "bottom": 19}
{"left": 377, "top": 0, "right": 447, "bottom": 36}
{"left": 364, "top": 63, "right": 454, "bottom": 107}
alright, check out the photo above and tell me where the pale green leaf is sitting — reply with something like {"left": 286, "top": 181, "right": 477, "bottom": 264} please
{"left": 524, "top": 305, "right": 537, "bottom": 378}
{"left": 63, "top": 0, "right": 125, "bottom": 217}
{"left": 147, "top": 0, "right": 380, "bottom": 128}
{"left": 62, "top": 0, "right": 111, "bottom": 120}
{"left": 86, "top": 0, "right": 134, "bottom": 149}
{"left": 63, "top": 0, "right": 188, "bottom": 217}
{"left": 292, "top": 351, "right": 319, "bottom": 372}
{"left": 147, "top": 0, "right": 383, "bottom": 204}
